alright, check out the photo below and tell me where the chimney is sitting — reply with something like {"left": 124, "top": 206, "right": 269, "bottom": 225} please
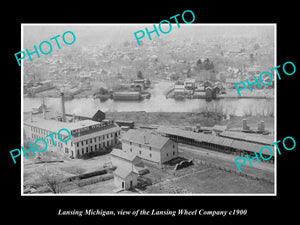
{"left": 42, "top": 107, "right": 46, "bottom": 119}
{"left": 243, "top": 119, "right": 250, "bottom": 131}
{"left": 242, "top": 119, "right": 247, "bottom": 130}
{"left": 60, "top": 92, "right": 66, "bottom": 122}
{"left": 258, "top": 121, "right": 265, "bottom": 131}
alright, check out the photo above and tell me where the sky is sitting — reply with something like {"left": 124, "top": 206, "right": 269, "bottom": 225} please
{"left": 22, "top": 24, "right": 275, "bottom": 48}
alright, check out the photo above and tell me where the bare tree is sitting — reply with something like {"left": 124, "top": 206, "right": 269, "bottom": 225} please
{"left": 38, "top": 166, "right": 66, "bottom": 194}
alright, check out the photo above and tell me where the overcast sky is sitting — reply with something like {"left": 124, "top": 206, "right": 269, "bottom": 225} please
{"left": 22, "top": 24, "right": 275, "bottom": 48}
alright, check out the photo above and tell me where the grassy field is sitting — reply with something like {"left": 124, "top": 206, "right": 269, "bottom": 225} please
{"left": 144, "top": 167, "right": 274, "bottom": 194}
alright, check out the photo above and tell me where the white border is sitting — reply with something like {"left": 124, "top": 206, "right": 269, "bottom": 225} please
{"left": 21, "top": 23, "right": 277, "bottom": 196}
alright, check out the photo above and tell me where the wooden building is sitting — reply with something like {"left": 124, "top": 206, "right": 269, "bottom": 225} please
{"left": 121, "top": 129, "right": 178, "bottom": 164}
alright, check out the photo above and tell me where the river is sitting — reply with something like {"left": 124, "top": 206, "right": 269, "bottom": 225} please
{"left": 23, "top": 81, "right": 274, "bottom": 117}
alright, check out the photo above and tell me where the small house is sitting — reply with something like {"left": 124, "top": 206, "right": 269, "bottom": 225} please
{"left": 113, "top": 167, "right": 138, "bottom": 190}
{"left": 184, "top": 79, "right": 196, "bottom": 90}
{"left": 205, "top": 86, "right": 213, "bottom": 99}
{"left": 110, "top": 149, "right": 146, "bottom": 175}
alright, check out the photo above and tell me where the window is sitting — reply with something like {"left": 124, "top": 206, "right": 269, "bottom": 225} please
{"left": 86, "top": 147, "right": 88, "bottom": 153}
{"left": 150, "top": 153, "right": 152, "bottom": 158}
{"left": 139, "top": 151, "right": 141, "bottom": 155}
{"left": 90, "top": 139, "right": 92, "bottom": 143}
{"left": 86, "top": 140, "right": 88, "bottom": 145}
{"left": 90, "top": 146, "right": 93, "bottom": 151}
{"left": 130, "top": 148, "right": 132, "bottom": 152}
{"left": 173, "top": 151, "right": 175, "bottom": 155}
{"left": 130, "top": 142, "right": 132, "bottom": 145}
{"left": 149, "top": 147, "right": 152, "bottom": 150}
{"left": 77, "top": 143, "right": 79, "bottom": 147}
{"left": 173, "top": 144, "right": 175, "bottom": 148}
{"left": 166, "top": 153, "right": 168, "bottom": 157}
{"left": 139, "top": 144, "right": 141, "bottom": 148}
{"left": 65, "top": 148, "right": 69, "bottom": 154}
{"left": 94, "top": 145, "right": 97, "bottom": 150}
{"left": 94, "top": 138, "right": 96, "bottom": 142}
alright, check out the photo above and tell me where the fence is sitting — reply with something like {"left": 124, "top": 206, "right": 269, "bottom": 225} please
{"left": 195, "top": 159, "right": 274, "bottom": 184}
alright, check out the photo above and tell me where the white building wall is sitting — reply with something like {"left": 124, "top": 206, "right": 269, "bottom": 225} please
{"left": 24, "top": 124, "right": 120, "bottom": 158}
{"left": 160, "top": 140, "right": 178, "bottom": 163}
{"left": 122, "top": 140, "right": 161, "bottom": 164}
{"left": 114, "top": 174, "right": 138, "bottom": 190}
{"left": 122, "top": 139, "right": 178, "bottom": 164}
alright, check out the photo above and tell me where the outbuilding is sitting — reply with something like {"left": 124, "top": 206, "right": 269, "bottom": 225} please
{"left": 113, "top": 167, "right": 138, "bottom": 190}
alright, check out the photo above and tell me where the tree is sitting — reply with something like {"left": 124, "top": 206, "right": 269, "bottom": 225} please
{"left": 99, "top": 87, "right": 108, "bottom": 95}
{"left": 187, "top": 68, "right": 191, "bottom": 78}
{"left": 137, "top": 71, "right": 144, "bottom": 79}
{"left": 38, "top": 166, "right": 66, "bottom": 194}
{"left": 250, "top": 53, "right": 254, "bottom": 64}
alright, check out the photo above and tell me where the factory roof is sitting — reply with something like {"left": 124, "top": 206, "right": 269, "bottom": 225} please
{"left": 122, "top": 129, "right": 171, "bottom": 150}
{"left": 219, "top": 131, "right": 274, "bottom": 145}
{"left": 24, "top": 117, "right": 121, "bottom": 141}
{"left": 110, "top": 149, "right": 139, "bottom": 162}
{"left": 65, "top": 109, "right": 105, "bottom": 119}
{"left": 113, "top": 167, "right": 137, "bottom": 179}
{"left": 156, "top": 126, "right": 270, "bottom": 155}
{"left": 24, "top": 118, "right": 99, "bottom": 132}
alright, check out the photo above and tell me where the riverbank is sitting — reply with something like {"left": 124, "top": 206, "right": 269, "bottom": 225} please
{"left": 166, "top": 88, "right": 274, "bottom": 100}
{"left": 106, "top": 111, "right": 274, "bottom": 131}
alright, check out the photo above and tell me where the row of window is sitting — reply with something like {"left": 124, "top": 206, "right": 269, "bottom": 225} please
{"left": 129, "top": 148, "right": 176, "bottom": 158}
{"left": 75, "top": 132, "right": 119, "bottom": 147}
{"left": 31, "top": 126, "right": 51, "bottom": 135}
{"left": 31, "top": 134, "right": 73, "bottom": 147}
{"left": 31, "top": 129, "right": 64, "bottom": 141}
{"left": 128, "top": 141, "right": 176, "bottom": 150}
{"left": 76, "top": 140, "right": 114, "bottom": 156}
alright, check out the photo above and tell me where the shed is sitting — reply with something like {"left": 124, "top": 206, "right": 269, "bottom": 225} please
{"left": 113, "top": 168, "right": 138, "bottom": 190}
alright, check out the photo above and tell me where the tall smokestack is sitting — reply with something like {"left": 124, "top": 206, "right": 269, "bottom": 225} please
{"left": 258, "top": 121, "right": 265, "bottom": 131}
{"left": 42, "top": 107, "right": 46, "bottom": 119}
{"left": 60, "top": 92, "right": 66, "bottom": 122}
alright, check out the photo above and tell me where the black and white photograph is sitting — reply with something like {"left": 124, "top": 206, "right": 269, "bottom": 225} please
{"left": 21, "top": 24, "right": 275, "bottom": 195}
{"left": 4, "top": 4, "right": 298, "bottom": 224}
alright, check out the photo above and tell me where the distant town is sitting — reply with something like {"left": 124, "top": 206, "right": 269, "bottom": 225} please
{"left": 22, "top": 25, "right": 275, "bottom": 194}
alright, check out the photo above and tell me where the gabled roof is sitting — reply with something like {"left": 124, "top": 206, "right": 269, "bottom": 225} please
{"left": 66, "top": 109, "right": 105, "bottom": 119}
{"left": 110, "top": 149, "right": 138, "bottom": 162}
{"left": 121, "top": 129, "right": 170, "bottom": 150}
{"left": 113, "top": 167, "right": 137, "bottom": 179}
{"left": 156, "top": 126, "right": 269, "bottom": 155}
